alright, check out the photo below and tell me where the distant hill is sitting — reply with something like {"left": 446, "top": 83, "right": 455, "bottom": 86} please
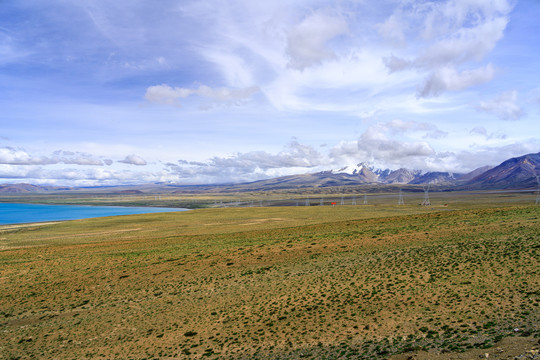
{"left": 465, "top": 152, "right": 540, "bottom": 189}
{"left": 381, "top": 168, "right": 419, "bottom": 184}
{"left": 0, "top": 183, "right": 70, "bottom": 193}
{"left": 199, "top": 172, "right": 371, "bottom": 192}
{"left": 408, "top": 171, "right": 464, "bottom": 185}
{"left": 456, "top": 166, "right": 492, "bottom": 183}
{"left": 113, "top": 190, "right": 144, "bottom": 195}
{"left": 1, "top": 152, "right": 539, "bottom": 193}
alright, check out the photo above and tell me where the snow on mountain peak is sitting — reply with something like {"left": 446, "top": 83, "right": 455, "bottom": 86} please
{"left": 333, "top": 163, "right": 369, "bottom": 175}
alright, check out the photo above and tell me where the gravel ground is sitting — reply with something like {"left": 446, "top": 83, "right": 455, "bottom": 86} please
{"left": 390, "top": 336, "right": 539, "bottom": 360}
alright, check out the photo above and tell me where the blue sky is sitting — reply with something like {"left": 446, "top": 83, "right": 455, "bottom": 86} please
{"left": 1, "top": 0, "right": 539, "bottom": 186}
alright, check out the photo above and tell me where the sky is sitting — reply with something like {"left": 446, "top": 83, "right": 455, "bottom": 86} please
{"left": 1, "top": 0, "right": 539, "bottom": 186}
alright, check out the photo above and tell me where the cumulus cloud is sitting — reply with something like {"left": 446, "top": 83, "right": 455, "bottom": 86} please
{"left": 160, "top": 139, "right": 332, "bottom": 184}
{"left": 286, "top": 11, "right": 348, "bottom": 70}
{"left": 327, "top": 120, "right": 447, "bottom": 170}
{"left": 359, "top": 126, "right": 434, "bottom": 162}
{"left": 215, "top": 140, "right": 324, "bottom": 170}
{"left": 327, "top": 123, "right": 539, "bottom": 173}
{"left": 477, "top": 90, "right": 524, "bottom": 121}
{"left": 167, "top": 140, "right": 326, "bottom": 181}
{"left": 0, "top": 147, "right": 52, "bottom": 165}
{"left": 118, "top": 154, "right": 147, "bottom": 166}
{"left": 0, "top": 147, "right": 108, "bottom": 166}
{"left": 51, "top": 150, "right": 105, "bottom": 166}
{"left": 144, "top": 84, "right": 259, "bottom": 107}
{"left": 418, "top": 64, "right": 495, "bottom": 97}
{"left": 0, "top": 163, "right": 180, "bottom": 187}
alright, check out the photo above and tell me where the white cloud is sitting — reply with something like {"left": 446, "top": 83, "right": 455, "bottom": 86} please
{"left": 527, "top": 87, "right": 540, "bottom": 107}
{"left": 377, "top": 13, "right": 407, "bottom": 46}
{"left": 360, "top": 126, "right": 434, "bottom": 162}
{"left": 144, "top": 84, "right": 259, "bottom": 107}
{"left": 167, "top": 139, "right": 326, "bottom": 182}
{"left": 419, "top": 64, "right": 495, "bottom": 97}
{"left": 328, "top": 120, "right": 449, "bottom": 170}
{"left": 477, "top": 90, "right": 524, "bottom": 121}
{"left": 286, "top": 11, "right": 348, "bottom": 70}
{"left": 421, "top": 0, "right": 513, "bottom": 40}
{"left": 118, "top": 154, "right": 147, "bottom": 166}
{"left": 0, "top": 147, "right": 107, "bottom": 166}
{"left": 0, "top": 164, "right": 178, "bottom": 187}
{"left": 0, "top": 147, "right": 52, "bottom": 165}
{"left": 202, "top": 51, "right": 257, "bottom": 88}
{"left": 469, "top": 126, "right": 508, "bottom": 140}
{"left": 264, "top": 50, "right": 405, "bottom": 112}
{"left": 452, "top": 140, "right": 540, "bottom": 170}
{"left": 380, "top": 0, "right": 511, "bottom": 97}
{"left": 416, "top": 17, "right": 508, "bottom": 68}
{"left": 470, "top": 126, "right": 488, "bottom": 137}
{"left": 51, "top": 150, "right": 105, "bottom": 166}
{"left": 383, "top": 56, "right": 412, "bottom": 72}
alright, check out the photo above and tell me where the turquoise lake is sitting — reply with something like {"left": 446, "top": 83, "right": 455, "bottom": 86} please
{"left": 0, "top": 203, "right": 188, "bottom": 225}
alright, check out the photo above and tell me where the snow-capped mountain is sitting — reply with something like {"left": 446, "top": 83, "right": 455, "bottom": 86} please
{"left": 332, "top": 162, "right": 370, "bottom": 175}
{"left": 331, "top": 164, "right": 465, "bottom": 185}
{"left": 331, "top": 163, "right": 379, "bottom": 183}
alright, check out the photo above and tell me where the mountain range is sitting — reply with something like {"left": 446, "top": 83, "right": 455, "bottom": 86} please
{"left": 227, "top": 152, "right": 539, "bottom": 191}
{"left": 1, "top": 152, "right": 539, "bottom": 194}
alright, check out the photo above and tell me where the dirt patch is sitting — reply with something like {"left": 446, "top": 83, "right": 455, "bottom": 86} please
{"left": 239, "top": 217, "right": 287, "bottom": 226}
{"left": 389, "top": 336, "right": 539, "bottom": 359}
{"left": 30, "top": 228, "right": 142, "bottom": 241}
{"left": 2, "top": 308, "right": 91, "bottom": 328}
{"left": 0, "top": 222, "right": 61, "bottom": 231}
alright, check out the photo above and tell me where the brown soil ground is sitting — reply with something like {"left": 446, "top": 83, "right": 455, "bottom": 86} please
{"left": 390, "top": 335, "right": 539, "bottom": 359}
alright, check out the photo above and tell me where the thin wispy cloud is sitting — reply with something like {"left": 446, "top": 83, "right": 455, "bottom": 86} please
{"left": 145, "top": 84, "right": 260, "bottom": 107}
{"left": 477, "top": 90, "right": 524, "bottom": 121}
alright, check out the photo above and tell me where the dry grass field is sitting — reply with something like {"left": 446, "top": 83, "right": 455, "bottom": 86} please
{"left": 0, "top": 196, "right": 538, "bottom": 359}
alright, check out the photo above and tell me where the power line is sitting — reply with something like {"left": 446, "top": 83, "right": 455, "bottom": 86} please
{"left": 530, "top": 167, "right": 540, "bottom": 206}
{"left": 398, "top": 189, "right": 404, "bottom": 205}
{"left": 421, "top": 185, "right": 431, "bottom": 206}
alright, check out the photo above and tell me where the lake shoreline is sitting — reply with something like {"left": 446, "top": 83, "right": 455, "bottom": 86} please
{"left": 0, "top": 203, "right": 189, "bottom": 226}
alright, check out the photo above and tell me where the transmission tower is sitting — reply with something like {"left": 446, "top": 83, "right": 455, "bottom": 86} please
{"left": 305, "top": 198, "right": 310, "bottom": 206}
{"left": 535, "top": 175, "right": 540, "bottom": 205}
{"left": 421, "top": 185, "right": 431, "bottom": 206}
{"left": 398, "top": 189, "right": 404, "bottom": 205}
{"left": 363, "top": 194, "right": 368, "bottom": 205}
{"left": 340, "top": 196, "right": 345, "bottom": 206}
{"left": 352, "top": 196, "right": 357, "bottom": 205}
{"left": 320, "top": 198, "right": 324, "bottom": 206}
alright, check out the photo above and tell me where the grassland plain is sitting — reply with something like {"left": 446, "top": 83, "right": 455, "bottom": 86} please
{"left": 0, "top": 202, "right": 539, "bottom": 359}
